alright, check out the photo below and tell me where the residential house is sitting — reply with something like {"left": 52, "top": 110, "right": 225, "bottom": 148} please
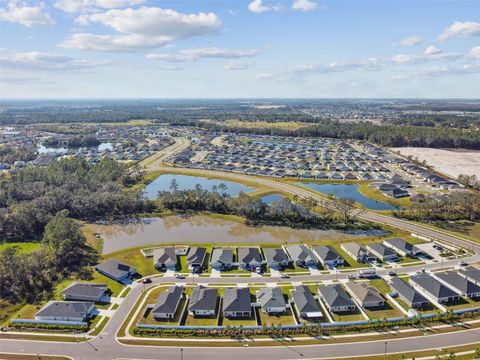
{"left": 35, "top": 301, "right": 94, "bottom": 322}
{"left": 285, "top": 245, "right": 319, "bottom": 268}
{"left": 345, "top": 281, "right": 385, "bottom": 308}
{"left": 222, "top": 287, "right": 252, "bottom": 318}
{"left": 318, "top": 284, "right": 356, "bottom": 313}
{"left": 435, "top": 271, "right": 480, "bottom": 298}
{"left": 186, "top": 247, "right": 207, "bottom": 271}
{"left": 152, "top": 286, "right": 184, "bottom": 320}
{"left": 188, "top": 286, "right": 218, "bottom": 317}
{"left": 95, "top": 259, "right": 137, "bottom": 282}
{"left": 458, "top": 266, "right": 480, "bottom": 285}
{"left": 210, "top": 248, "right": 234, "bottom": 271}
{"left": 366, "top": 243, "right": 398, "bottom": 262}
{"left": 153, "top": 247, "right": 178, "bottom": 271}
{"left": 383, "top": 238, "right": 423, "bottom": 257}
{"left": 410, "top": 273, "right": 460, "bottom": 304}
{"left": 263, "top": 248, "right": 292, "bottom": 270}
{"left": 256, "top": 287, "right": 287, "bottom": 314}
{"left": 389, "top": 277, "right": 430, "bottom": 309}
{"left": 312, "top": 246, "right": 344, "bottom": 267}
{"left": 237, "top": 247, "right": 263, "bottom": 271}
{"left": 341, "top": 243, "right": 376, "bottom": 263}
{"left": 384, "top": 188, "right": 410, "bottom": 198}
{"left": 61, "top": 283, "right": 108, "bottom": 303}
{"left": 291, "top": 285, "right": 323, "bottom": 319}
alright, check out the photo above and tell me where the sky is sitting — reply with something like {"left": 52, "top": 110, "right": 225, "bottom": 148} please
{"left": 0, "top": 0, "right": 480, "bottom": 99}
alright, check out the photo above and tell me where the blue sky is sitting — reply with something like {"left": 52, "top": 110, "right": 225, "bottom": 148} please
{"left": 1, "top": 0, "right": 479, "bottom": 98}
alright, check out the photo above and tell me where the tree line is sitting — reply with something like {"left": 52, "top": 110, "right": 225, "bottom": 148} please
{"left": 0, "top": 146, "right": 36, "bottom": 165}
{"left": 43, "top": 135, "right": 101, "bottom": 148}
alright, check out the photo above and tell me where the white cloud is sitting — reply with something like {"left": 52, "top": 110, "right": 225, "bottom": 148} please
{"left": 424, "top": 45, "right": 442, "bottom": 56}
{"left": 438, "top": 21, "right": 480, "bottom": 41}
{"left": 147, "top": 48, "right": 258, "bottom": 62}
{"left": 225, "top": 61, "right": 250, "bottom": 70}
{"left": 0, "top": 0, "right": 54, "bottom": 27}
{"left": 60, "top": 6, "right": 222, "bottom": 52}
{"left": 422, "top": 63, "right": 480, "bottom": 76}
{"left": 292, "top": 0, "right": 318, "bottom": 11}
{"left": 399, "top": 35, "right": 422, "bottom": 47}
{"left": 0, "top": 49, "right": 111, "bottom": 71}
{"left": 54, "top": 0, "right": 145, "bottom": 13}
{"left": 391, "top": 54, "right": 424, "bottom": 64}
{"left": 248, "top": 0, "right": 281, "bottom": 14}
{"left": 469, "top": 46, "right": 480, "bottom": 60}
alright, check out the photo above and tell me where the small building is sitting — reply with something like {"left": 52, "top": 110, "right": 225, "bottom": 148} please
{"left": 210, "top": 248, "right": 234, "bottom": 271}
{"left": 61, "top": 282, "right": 108, "bottom": 303}
{"left": 341, "top": 243, "right": 376, "bottom": 263}
{"left": 153, "top": 247, "right": 178, "bottom": 271}
{"left": 318, "top": 284, "right": 356, "bottom": 313}
{"left": 263, "top": 248, "right": 292, "bottom": 270}
{"left": 383, "top": 238, "right": 423, "bottom": 257}
{"left": 384, "top": 188, "right": 409, "bottom": 198}
{"left": 366, "top": 243, "right": 398, "bottom": 262}
{"left": 435, "top": 271, "right": 480, "bottom": 298}
{"left": 410, "top": 273, "right": 460, "bottom": 304}
{"left": 237, "top": 247, "right": 263, "bottom": 271}
{"left": 35, "top": 301, "right": 94, "bottom": 322}
{"left": 285, "top": 244, "right": 319, "bottom": 268}
{"left": 458, "top": 266, "right": 480, "bottom": 285}
{"left": 95, "top": 259, "right": 137, "bottom": 282}
{"left": 152, "top": 286, "right": 183, "bottom": 320}
{"left": 188, "top": 286, "right": 218, "bottom": 317}
{"left": 222, "top": 287, "right": 252, "bottom": 318}
{"left": 312, "top": 245, "right": 344, "bottom": 267}
{"left": 291, "top": 285, "right": 323, "bottom": 319}
{"left": 256, "top": 287, "right": 287, "bottom": 314}
{"left": 345, "top": 281, "right": 385, "bottom": 308}
{"left": 389, "top": 277, "right": 430, "bottom": 309}
{"left": 186, "top": 247, "right": 207, "bottom": 271}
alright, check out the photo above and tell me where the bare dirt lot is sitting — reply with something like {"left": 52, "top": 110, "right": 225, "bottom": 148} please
{"left": 391, "top": 147, "right": 480, "bottom": 179}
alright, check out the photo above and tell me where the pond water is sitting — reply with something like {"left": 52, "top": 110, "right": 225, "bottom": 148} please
{"left": 98, "top": 142, "right": 113, "bottom": 151}
{"left": 92, "top": 215, "right": 384, "bottom": 254}
{"left": 143, "top": 174, "right": 255, "bottom": 200}
{"left": 260, "top": 194, "right": 285, "bottom": 204}
{"left": 298, "top": 182, "right": 398, "bottom": 211}
{"left": 37, "top": 144, "right": 68, "bottom": 154}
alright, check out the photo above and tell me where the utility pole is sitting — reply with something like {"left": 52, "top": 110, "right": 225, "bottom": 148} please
{"left": 180, "top": 348, "right": 184, "bottom": 360}
{"left": 384, "top": 341, "right": 388, "bottom": 358}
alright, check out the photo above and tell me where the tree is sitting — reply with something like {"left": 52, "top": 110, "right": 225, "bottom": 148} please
{"left": 42, "top": 210, "right": 98, "bottom": 272}
{"left": 332, "top": 198, "right": 356, "bottom": 224}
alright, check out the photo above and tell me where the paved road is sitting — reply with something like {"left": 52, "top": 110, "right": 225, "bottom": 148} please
{"left": 3, "top": 144, "right": 480, "bottom": 360}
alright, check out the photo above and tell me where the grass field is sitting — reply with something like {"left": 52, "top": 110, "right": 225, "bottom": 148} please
{"left": 330, "top": 308, "right": 365, "bottom": 322}
{"left": 0, "top": 242, "right": 41, "bottom": 254}
{"left": 257, "top": 308, "right": 296, "bottom": 326}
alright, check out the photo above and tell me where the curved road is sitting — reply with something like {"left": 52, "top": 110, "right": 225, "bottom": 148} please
{"left": 2, "top": 140, "right": 480, "bottom": 360}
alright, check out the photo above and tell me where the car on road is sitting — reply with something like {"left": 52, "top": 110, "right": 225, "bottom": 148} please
{"left": 280, "top": 274, "right": 290, "bottom": 279}
{"left": 388, "top": 270, "right": 397, "bottom": 276}
{"left": 141, "top": 278, "right": 152, "bottom": 284}
{"left": 175, "top": 274, "right": 186, "bottom": 279}
{"left": 347, "top": 274, "right": 356, "bottom": 279}
{"left": 459, "top": 260, "right": 468, "bottom": 266}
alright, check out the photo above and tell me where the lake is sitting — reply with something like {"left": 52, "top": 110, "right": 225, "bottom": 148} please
{"left": 298, "top": 182, "right": 398, "bottom": 211}
{"left": 143, "top": 174, "right": 255, "bottom": 200}
{"left": 90, "top": 215, "right": 383, "bottom": 254}
{"left": 260, "top": 194, "right": 285, "bottom": 204}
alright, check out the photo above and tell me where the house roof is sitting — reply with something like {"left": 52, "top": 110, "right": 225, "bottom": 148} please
{"left": 435, "top": 271, "right": 480, "bottom": 295}
{"left": 318, "top": 284, "right": 355, "bottom": 308}
{"left": 312, "top": 246, "right": 343, "bottom": 262}
{"left": 210, "top": 248, "right": 233, "bottom": 265}
{"left": 237, "top": 247, "right": 262, "bottom": 264}
{"left": 95, "top": 259, "right": 135, "bottom": 279}
{"left": 263, "top": 248, "right": 290, "bottom": 264}
{"left": 384, "top": 238, "right": 421, "bottom": 254}
{"left": 285, "top": 245, "right": 318, "bottom": 264}
{"left": 410, "top": 274, "right": 459, "bottom": 299}
{"left": 153, "top": 247, "right": 177, "bottom": 266}
{"left": 256, "top": 287, "right": 286, "bottom": 309}
{"left": 459, "top": 266, "right": 480, "bottom": 283}
{"left": 342, "top": 243, "right": 367, "bottom": 257}
{"left": 186, "top": 247, "right": 207, "bottom": 265}
{"left": 152, "top": 286, "right": 183, "bottom": 314}
{"left": 35, "top": 301, "right": 94, "bottom": 318}
{"left": 291, "top": 285, "right": 321, "bottom": 313}
{"left": 222, "top": 287, "right": 251, "bottom": 313}
{"left": 61, "top": 282, "right": 107, "bottom": 299}
{"left": 189, "top": 286, "right": 218, "bottom": 312}
{"left": 345, "top": 281, "right": 384, "bottom": 304}
{"left": 389, "top": 277, "right": 429, "bottom": 304}
{"left": 367, "top": 243, "right": 397, "bottom": 257}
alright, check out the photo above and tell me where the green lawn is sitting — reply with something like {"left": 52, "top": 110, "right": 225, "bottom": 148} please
{"left": 54, "top": 271, "right": 124, "bottom": 299}
{"left": 9, "top": 304, "right": 40, "bottom": 321}
{"left": 0, "top": 241, "right": 42, "bottom": 254}
{"left": 330, "top": 308, "right": 365, "bottom": 322}
{"left": 257, "top": 308, "right": 296, "bottom": 326}
{"left": 219, "top": 312, "right": 258, "bottom": 327}
{"left": 184, "top": 314, "right": 219, "bottom": 327}
{"left": 89, "top": 316, "right": 110, "bottom": 336}
{"left": 141, "top": 297, "right": 187, "bottom": 326}
{"left": 364, "top": 299, "right": 404, "bottom": 319}
{"left": 445, "top": 296, "right": 480, "bottom": 311}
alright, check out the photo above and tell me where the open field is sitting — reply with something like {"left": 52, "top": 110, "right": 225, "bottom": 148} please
{"left": 391, "top": 147, "right": 480, "bottom": 179}
{"left": 0, "top": 242, "right": 41, "bottom": 254}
